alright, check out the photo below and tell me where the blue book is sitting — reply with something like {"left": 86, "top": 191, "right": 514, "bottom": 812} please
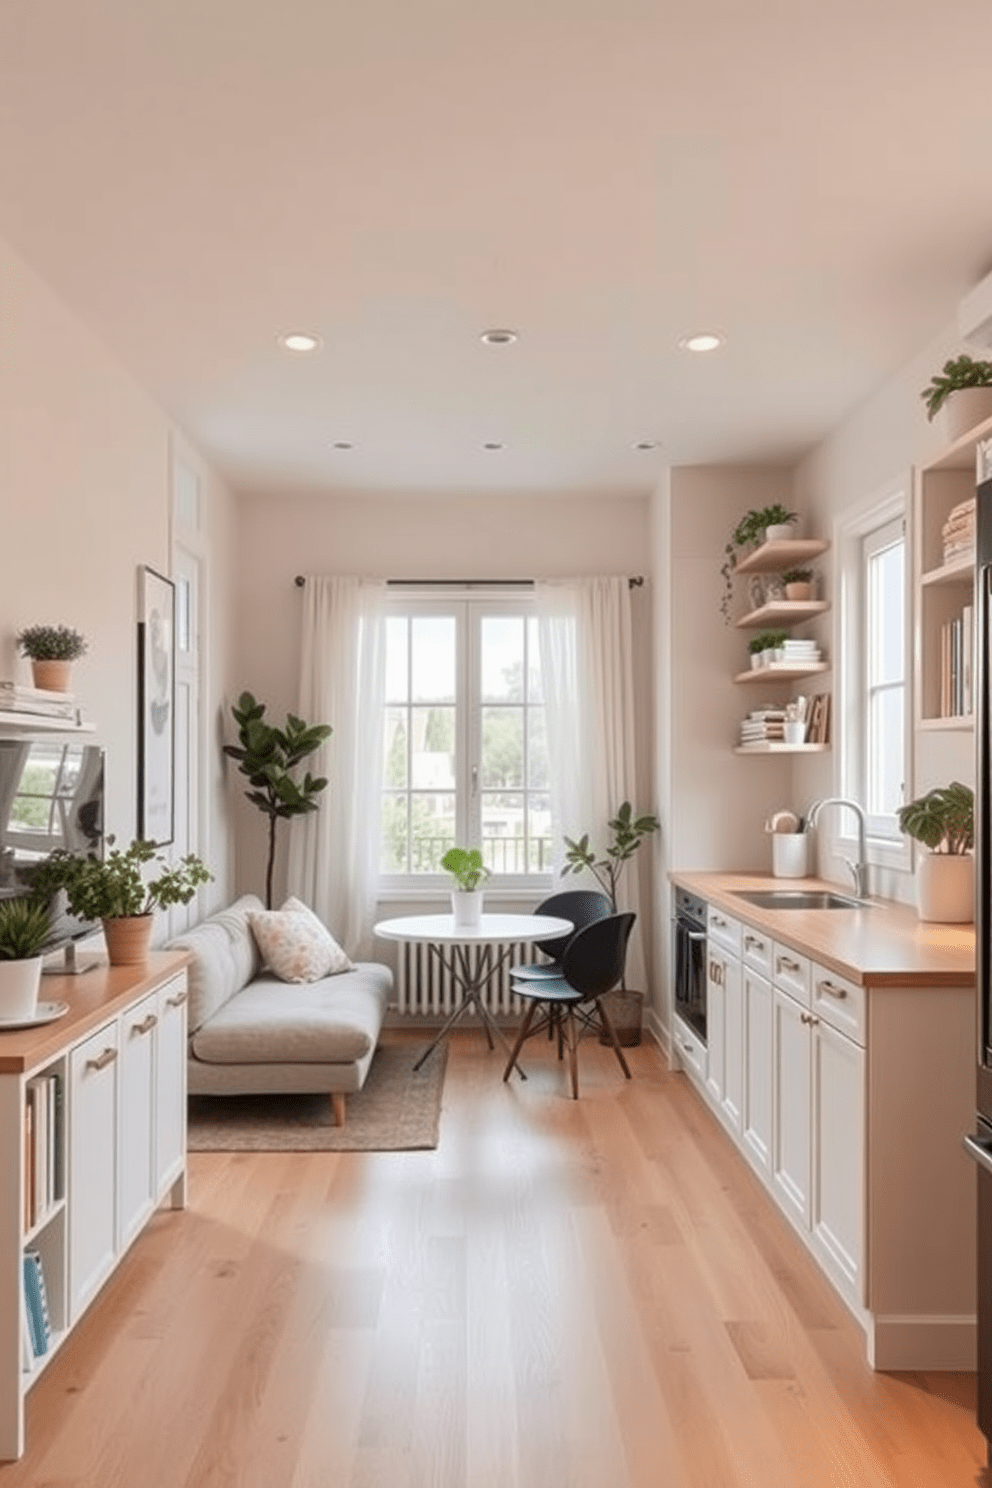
{"left": 22, "top": 1251, "right": 49, "bottom": 1356}
{"left": 22, "top": 1256, "right": 43, "bottom": 1358}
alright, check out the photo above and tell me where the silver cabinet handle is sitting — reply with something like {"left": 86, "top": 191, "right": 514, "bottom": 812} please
{"left": 132, "top": 1013, "right": 158, "bottom": 1036}
{"left": 86, "top": 1047, "right": 118, "bottom": 1072}
{"left": 166, "top": 989, "right": 188, "bottom": 1008}
{"left": 800, "top": 1012, "right": 820, "bottom": 1026}
{"left": 744, "top": 934, "right": 766, "bottom": 951}
{"left": 777, "top": 955, "right": 801, "bottom": 973}
{"left": 709, "top": 960, "right": 723, "bottom": 986}
{"left": 712, "top": 914, "right": 727, "bottom": 928}
{"left": 964, "top": 1133, "right": 992, "bottom": 1178}
{"left": 817, "top": 979, "right": 848, "bottom": 1001}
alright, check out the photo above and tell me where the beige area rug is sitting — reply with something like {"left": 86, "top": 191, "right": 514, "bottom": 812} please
{"left": 186, "top": 1042, "right": 447, "bottom": 1152}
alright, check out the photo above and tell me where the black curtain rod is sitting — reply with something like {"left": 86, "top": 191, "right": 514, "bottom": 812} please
{"left": 294, "top": 574, "right": 644, "bottom": 588}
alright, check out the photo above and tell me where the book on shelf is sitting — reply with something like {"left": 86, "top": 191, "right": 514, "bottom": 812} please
{"left": 22, "top": 1250, "right": 50, "bottom": 1357}
{"left": 0, "top": 682, "right": 77, "bottom": 719}
{"left": 24, "top": 1072, "right": 62, "bottom": 1229}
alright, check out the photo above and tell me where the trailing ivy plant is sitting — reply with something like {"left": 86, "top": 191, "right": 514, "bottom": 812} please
{"left": 719, "top": 505, "right": 798, "bottom": 624}
{"left": 223, "top": 691, "right": 333, "bottom": 907}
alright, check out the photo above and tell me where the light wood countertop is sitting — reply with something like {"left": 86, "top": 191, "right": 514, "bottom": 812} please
{"left": 0, "top": 949, "right": 191, "bottom": 1074}
{"left": 669, "top": 870, "right": 974, "bottom": 988}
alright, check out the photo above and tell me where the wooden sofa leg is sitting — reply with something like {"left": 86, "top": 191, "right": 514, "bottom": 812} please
{"left": 331, "top": 1092, "right": 346, "bottom": 1127}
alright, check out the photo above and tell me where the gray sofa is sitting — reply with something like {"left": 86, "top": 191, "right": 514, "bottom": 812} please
{"left": 168, "top": 895, "right": 392, "bottom": 1126}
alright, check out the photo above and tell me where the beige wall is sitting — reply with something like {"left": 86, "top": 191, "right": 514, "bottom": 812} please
{"left": 0, "top": 233, "right": 238, "bottom": 911}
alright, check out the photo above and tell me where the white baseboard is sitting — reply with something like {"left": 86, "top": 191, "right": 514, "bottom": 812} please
{"left": 867, "top": 1314, "right": 977, "bottom": 1372}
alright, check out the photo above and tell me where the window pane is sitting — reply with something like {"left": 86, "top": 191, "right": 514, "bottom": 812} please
{"left": 411, "top": 706, "right": 455, "bottom": 788}
{"left": 481, "top": 617, "right": 524, "bottom": 701}
{"left": 383, "top": 708, "right": 408, "bottom": 789}
{"left": 529, "top": 793, "right": 553, "bottom": 871}
{"left": 527, "top": 707, "right": 548, "bottom": 789}
{"left": 868, "top": 687, "right": 904, "bottom": 817}
{"left": 869, "top": 539, "right": 904, "bottom": 685}
{"left": 412, "top": 617, "right": 455, "bottom": 702}
{"left": 381, "top": 794, "right": 409, "bottom": 872}
{"left": 481, "top": 792, "right": 525, "bottom": 874}
{"left": 527, "top": 617, "right": 543, "bottom": 703}
{"left": 385, "top": 617, "right": 408, "bottom": 703}
{"left": 482, "top": 707, "right": 523, "bottom": 788}
{"left": 410, "top": 794, "right": 455, "bottom": 872}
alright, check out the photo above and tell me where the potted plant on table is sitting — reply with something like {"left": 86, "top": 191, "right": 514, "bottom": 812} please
{"left": 921, "top": 355, "right": 992, "bottom": 442}
{"left": 16, "top": 624, "right": 87, "bottom": 693}
{"left": 0, "top": 898, "right": 52, "bottom": 1022}
{"left": 440, "top": 847, "right": 491, "bottom": 929}
{"left": 561, "top": 801, "right": 659, "bottom": 1044}
{"left": 40, "top": 838, "right": 212, "bottom": 965}
{"left": 897, "top": 781, "right": 974, "bottom": 924}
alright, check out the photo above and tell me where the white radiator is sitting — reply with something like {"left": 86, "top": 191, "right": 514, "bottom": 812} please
{"left": 394, "top": 938, "right": 540, "bottom": 1016}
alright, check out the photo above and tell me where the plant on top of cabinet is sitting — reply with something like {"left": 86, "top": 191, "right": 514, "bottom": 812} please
{"left": 897, "top": 781, "right": 974, "bottom": 924}
{"left": 920, "top": 355, "right": 992, "bottom": 421}
{"left": 16, "top": 624, "right": 87, "bottom": 693}
{"left": 720, "top": 506, "right": 798, "bottom": 623}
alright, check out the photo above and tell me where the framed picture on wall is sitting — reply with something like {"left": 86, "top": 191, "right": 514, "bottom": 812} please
{"left": 137, "top": 565, "right": 175, "bottom": 845}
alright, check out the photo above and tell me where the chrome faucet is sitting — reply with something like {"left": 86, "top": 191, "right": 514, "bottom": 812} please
{"left": 806, "top": 797, "right": 869, "bottom": 900}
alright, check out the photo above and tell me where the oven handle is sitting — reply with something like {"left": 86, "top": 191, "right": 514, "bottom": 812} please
{"left": 963, "top": 1132, "right": 992, "bottom": 1179}
{"left": 683, "top": 929, "right": 706, "bottom": 942}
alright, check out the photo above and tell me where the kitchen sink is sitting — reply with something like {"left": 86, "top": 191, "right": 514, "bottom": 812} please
{"left": 731, "top": 889, "right": 870, "bottom": 910}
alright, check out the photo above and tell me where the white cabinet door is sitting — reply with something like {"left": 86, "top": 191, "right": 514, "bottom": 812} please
{"left": 742, "top": 967, "right": 773, "bottom": 1174}
{"left": 118, "top": 992, "right": 157, "bottom": 1251}
{"left": 720, "top": 954, "right": 743, "bottom": 1134}
{"left": 68, "top": 1022, "right": 119, "bottom": 1322}
{"left": 812, "top": 1017, "right": 865, "bottom": 1299}
{"left": 155, "top": 976, "right": 188, "bottom": 1199}
{"left": 706, "top": 950, "right": 726, "bottom": 1106}
{"left": 772, "top": 986, "right": 811, "bottom": 1228}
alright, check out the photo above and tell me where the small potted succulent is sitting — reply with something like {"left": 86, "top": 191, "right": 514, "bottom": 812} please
{"left": 440, "top": 846, "right": 490, "bottom": 928}
{"left": 920, "top": 355, "right": 992, "bottom": 442}
{"left": 897, "top": 781, "right": 974, "bottom": 924}
{"left": 748, "top": 634, "right": 770, "bottom": 669}
{"left": 782, "top": 567, "right": 815, "bottom": 601}
{"left": 16, "top": 624, "right": 87, "bottom": 693}
{"left": 40, "top": 838, "right": 212, "bottom": 965}
{"left": 0, "top": 898, "right": 52, "bottom": 1022}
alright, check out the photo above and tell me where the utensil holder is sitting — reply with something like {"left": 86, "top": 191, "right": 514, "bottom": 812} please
{"left": 772, "top": 833, "right": 808, "bottom": 878}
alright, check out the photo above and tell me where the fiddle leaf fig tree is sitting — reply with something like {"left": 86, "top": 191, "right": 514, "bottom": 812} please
{"left": 223, "top": 691, "right": 333, "bottom": 907}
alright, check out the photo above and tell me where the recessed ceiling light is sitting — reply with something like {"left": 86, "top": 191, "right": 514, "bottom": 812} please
{"left": 480, "top": 329, "right": 518, "bottom": 346}
{"left": 329, "top": 440, "right": 355, "bottom": 450}
{"left": 634, "top": 440, "right": 662, "bottom": 451}
{"left": 678, "top": 332, "right": 724, "bottom": 353}
{"left": 482, "top": 441, "right": 505, "bottom": 451}
{"left": 277, "top": 332, "right": 322, "bottom": 353}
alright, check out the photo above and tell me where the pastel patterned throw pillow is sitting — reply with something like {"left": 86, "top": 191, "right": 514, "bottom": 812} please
{"left": 247, "top": 897, "right": 354, "bottom": 983}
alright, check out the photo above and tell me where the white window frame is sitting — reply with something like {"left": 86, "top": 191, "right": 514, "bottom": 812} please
{"left": 379, "top": 586, "right": 554, "bottom": 900}
{"left": 834, "top": 477, "right": 912, "bottom": 875}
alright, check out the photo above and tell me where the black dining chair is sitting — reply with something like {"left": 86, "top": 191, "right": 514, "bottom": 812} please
{"left": 503, "top": 912, "right": 636, "bottom": 1099}
{"left": 511, "top": 889, "right": 612, "bottom": 982}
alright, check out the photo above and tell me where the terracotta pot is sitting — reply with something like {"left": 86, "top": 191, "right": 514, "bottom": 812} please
{"left": 31, "top": 659, "right": 72, "bottom": 693}
{"left": 916, "top": 853, "right": 974, "bottom": 924}
{"left": 0, "top": 956, "right": 42, "bottom": 1021}
{"left": 102, "top": 914, "right": 154, "bottom": 966}
{"left": 784, "top": 582, "right": 812, "bottom": 601}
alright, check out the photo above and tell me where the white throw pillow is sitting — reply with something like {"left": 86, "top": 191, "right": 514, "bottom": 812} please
{"left": 247, "top": 898, "right": 354, "bottom": 983}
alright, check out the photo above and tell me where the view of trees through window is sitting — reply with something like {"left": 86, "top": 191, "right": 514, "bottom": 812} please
{"left": 381, "top": 605, "right": 551, "bottom": 877}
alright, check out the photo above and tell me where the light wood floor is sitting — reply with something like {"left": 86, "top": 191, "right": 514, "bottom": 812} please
{"left": 1, "top": 1028, "right": 988, "bottom": 1488}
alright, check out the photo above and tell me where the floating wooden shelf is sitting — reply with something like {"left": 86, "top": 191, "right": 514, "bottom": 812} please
{"left": 733, "top": 742, "right": 830, "bottom": 755}
{"left": 736, "top": 600, "right": 830, "bottom": 629}
{"left": 734, "top": 663, "right": 829, "bottom": 685}
{"left": 0, "top": 711, "right": 94, "bottom": 733}
{"left": 919, "top": 554, "right": 975, "bottom": 588}
{"left": 734, "top": 538, "right": 830, "bottom": 574}
{"left": 918, "top": 714, "right": 974, "bottom": 732}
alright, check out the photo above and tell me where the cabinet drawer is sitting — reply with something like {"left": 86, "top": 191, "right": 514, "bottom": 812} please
{"left": 812, "top": 963, "right": 866, "bottom": 1046}
{"left": 772, "top": 943, "right": 811, "bottom": 1006}
{"left": 708, "top": 906, "right": 742, "bottom": 956}
{"left": 741, "top": 924, "right": 773, "bottom": 976}
{"left": 672, "top": 1014, "right": 706, "bottom": 1082}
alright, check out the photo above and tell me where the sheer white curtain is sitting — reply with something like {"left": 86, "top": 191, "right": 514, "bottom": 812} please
{"left": 535, "top": 576, "right": 646, "bottom": 987}
{"left": 288, "top": 577, "right": 387, "bottom": 960}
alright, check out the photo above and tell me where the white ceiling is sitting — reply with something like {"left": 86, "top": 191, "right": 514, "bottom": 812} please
{"left": 1, "top": 0, "right": 991, "bottom": 498}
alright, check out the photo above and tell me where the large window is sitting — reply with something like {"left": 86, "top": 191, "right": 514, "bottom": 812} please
{"left": 863, "top": 516, "right": 906, "bottom": 830}
{"left": 381, "top": 595, "right": 551, "bottom": 884}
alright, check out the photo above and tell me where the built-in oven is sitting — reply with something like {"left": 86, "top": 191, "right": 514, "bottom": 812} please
{"left": 672, "top": 887, "right": 707, "bottom": 1045}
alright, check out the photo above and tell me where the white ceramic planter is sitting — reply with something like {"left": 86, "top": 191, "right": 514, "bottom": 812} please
{"left": 765, "top": 522, "right": 799, "bottom": 542}
{"left": 937, "top": 387, "right": 992, "bottom": 445}
{"left": 450, "top": 890, "right": 483, "bottom": 929}
{"left": 0, "top": 956, "right": 43, "bottom": 1021}
{"left": 916, "top": 852, "right": 974, "bottom": 924}
{"left": 772, "top": 834, "right": 809, "bottom": 878}
{"left": 750, "top": 652, "right": 764, "bottom": 670}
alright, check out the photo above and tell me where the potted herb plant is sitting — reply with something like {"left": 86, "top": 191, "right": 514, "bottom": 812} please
{"left": 760, "top": 504, "right": 799, "bottom": 542}
{"left": 0, "top": 898, "right": 52, "bottom": 1022}
{"left": 561, "top": 801, "right": 659, "bottom": 1044}
{"left": 897, "top": 781, "right": 974, "bottom": 923}
{"left": 921, "top": 354, "right": 992, "bottom": 441}
{"left": 748, "top": 634, "right": 770, "bottom": 669}
{"left": 782, "top": 566, "right": 814, "bottom": 600}
{"left": 42, "top": 838, "right": 212, "bottom": 965}
{"left": 440, "top": 846, "right": 490, "bottom": 928}
{"left": 16, "top": 624, "right": 87, "bottom": 693}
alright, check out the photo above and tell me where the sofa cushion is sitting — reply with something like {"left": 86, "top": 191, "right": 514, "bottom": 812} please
{"left": 188, "top": 962, "right": 392, "bottom": 1066}
{"left": 167, "top": 894, "right": 264, "bottom": 1033}
{"left": 247, "top": 897, "right": 354, "bottom": 982}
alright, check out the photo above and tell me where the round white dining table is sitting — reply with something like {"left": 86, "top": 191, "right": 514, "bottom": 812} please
{"left": 374, "top": 912, "right": 572, "bottom": 1072}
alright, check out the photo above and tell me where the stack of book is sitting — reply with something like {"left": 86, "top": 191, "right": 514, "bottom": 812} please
{"left": 0, "top": 682, "right": 77, "bottom": 721}
{"left": 738, "top": 708, "right": 786, "bottom": 746}
{"left": 940, "top": 603, "right": 974, "bottom": 717}
{"left": 22, "top": 1249, "right": 51, "bottom": 1363}
{"left": 942, "top": 498, "right": 976, "bottom": 564}
{"left": 777, "top": 639, "right": 823, "bottom": 666}
{"left": 24, "top": 1072, "right": 62, "bottom": 1231}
